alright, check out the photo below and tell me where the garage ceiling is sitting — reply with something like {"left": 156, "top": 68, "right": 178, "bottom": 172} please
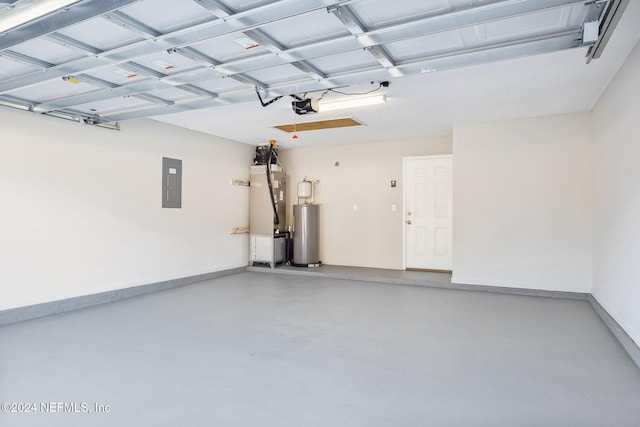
{"left": 0, "top": 0, "right": 638, "bottom": 147}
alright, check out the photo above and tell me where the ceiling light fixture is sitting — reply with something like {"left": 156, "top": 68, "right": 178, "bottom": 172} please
{"left": 318, "top": 94, "right": 386, "bottom": 112}
{"left": 0, "top": 0, "right": 81, "bottom": 33}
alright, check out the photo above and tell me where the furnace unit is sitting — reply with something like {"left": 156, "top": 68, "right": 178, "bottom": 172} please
{"left": 249, "top": 144, "right": 287, "bottom": 268}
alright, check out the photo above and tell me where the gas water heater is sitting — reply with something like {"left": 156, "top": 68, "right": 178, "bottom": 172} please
{"left": 293, "top": 178, "right": 320, "bottom": 267}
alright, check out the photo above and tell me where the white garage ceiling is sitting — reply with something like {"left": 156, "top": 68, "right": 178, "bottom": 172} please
{"left": 0, "top": 0, "right": 638, "bottom": 147}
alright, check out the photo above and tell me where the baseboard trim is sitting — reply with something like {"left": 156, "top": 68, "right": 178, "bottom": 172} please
{"left": 451, "top": 275, "right": 589, "bottom": 296}
{"left": 248, "top": 266, "right": 589, "bottom": 301}
{"left": 0, "top": 267, "right": 246, "bottom": 326}
{"left": 450, "top": 281, "right": 589, "bottom": 301}
{"left": 588, "top": 295, "right": 640, "bottom": 369}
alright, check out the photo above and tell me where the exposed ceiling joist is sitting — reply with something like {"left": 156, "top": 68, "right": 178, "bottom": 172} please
{"left": 0, "top": 0, "right": 630, "bottom": 129}
{"left": 193, "top": 0, "right": 339, "bottom": 90}
{"left": 0, "top": 49, "right": 53, "bottom": 68}
{"left": 102, "top": 10, "right": 161, "bottom": 39}
{"left": 98, "top": 28, "right": 585, "bottom": 122}
{"left": 329, "top": 4, "right": 404, "bottom": 77}
{"left": 0, "top": 0, "right": 141, "bottom": 51}
{"left": 0, "top": 0, "right": 357, "bottom": 94}
{"left": 47, "top": 31, "right": 101, "bottom": 55}
{"left": 18, "top": 0, "right": 588, "bottom": 116}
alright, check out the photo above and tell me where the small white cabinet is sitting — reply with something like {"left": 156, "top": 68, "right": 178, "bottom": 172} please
{"left": 250, "top": 234, "right": 285, "bottom": 268}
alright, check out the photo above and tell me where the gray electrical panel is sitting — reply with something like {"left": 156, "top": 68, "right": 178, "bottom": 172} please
{"left": 162, "top": 157, "right": 182, "bottom": 208}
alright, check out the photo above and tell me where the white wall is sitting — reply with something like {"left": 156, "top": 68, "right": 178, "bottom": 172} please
{"left": 592, "top": 40, "right": 640, "bottom": 345}
{"left": 280, "top": 138, "right": 452, "bottom": 269}
{"left": 452, "top": 114, "right": 593, "bottom": 292}
{"left": 0, "top": 109, "right": 253, "bottom": 310}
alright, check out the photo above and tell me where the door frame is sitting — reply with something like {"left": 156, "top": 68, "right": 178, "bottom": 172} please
{"left": 402, "top": 154, "right": 453, "bottom": 270}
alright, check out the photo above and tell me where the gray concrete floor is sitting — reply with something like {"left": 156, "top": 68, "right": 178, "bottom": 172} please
{"left": 1, "top": 271, "right": 640, "bottom": 426}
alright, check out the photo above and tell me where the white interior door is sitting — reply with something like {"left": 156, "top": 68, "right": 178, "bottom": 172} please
{"left": 404, "top": 155, "right": 453, "bottom": 271}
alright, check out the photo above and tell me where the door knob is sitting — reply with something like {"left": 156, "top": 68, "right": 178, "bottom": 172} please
{"left": 406, "top": 220, "right": 412, "bottom": 225}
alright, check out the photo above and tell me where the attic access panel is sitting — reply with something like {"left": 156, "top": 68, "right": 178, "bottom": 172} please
{"left": 274, "top": 117, "right": 362, "bottom": 132}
